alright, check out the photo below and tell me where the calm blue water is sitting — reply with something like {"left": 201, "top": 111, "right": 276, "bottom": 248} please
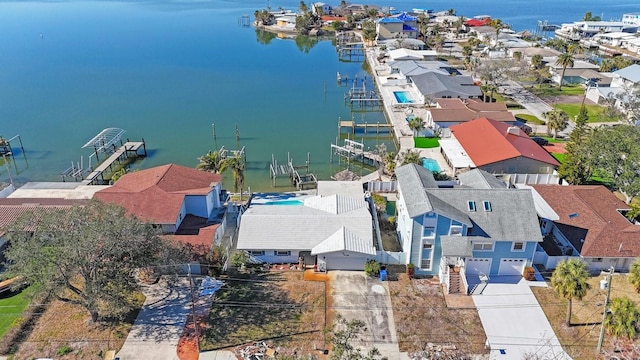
{"left": 0, "top": 0, "right": 638, "bottom": 190}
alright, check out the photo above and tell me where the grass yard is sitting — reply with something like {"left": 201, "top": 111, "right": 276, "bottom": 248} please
{"left": 552, "top": 153, "right": 566, "bottom": 163}
{"left": 201, "top": 271, "right": 325, "bottom": 357}
{"left": 0, "top": 288, "right": 31, "bottom": 338}
{"left": 532, "top": 274, "right": 640, "bottom": 359}
{"left": 388, "top": 274, "right": 488, "bottom": 357}
{"left": 555, "top": 104, "right": 612, "bottom": 123}
{"left": 516, "top": 114, "right": 545, "bottom": 125}
{"left": 531, "top": 84, "right": 585, "bottom": 96}
{"left": 414, "top": 137, "right": 440, "bottom": 148}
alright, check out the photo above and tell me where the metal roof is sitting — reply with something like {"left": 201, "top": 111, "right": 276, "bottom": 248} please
{"left": 311, "top": 227, "right": 376, "bottom": 255}
{"left": 82, "top": 128, "right": 126, "bottom": 153}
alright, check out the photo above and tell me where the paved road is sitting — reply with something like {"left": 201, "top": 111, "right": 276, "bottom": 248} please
{"left": 472, "top": 278, "right": 571, "bottom": 360}
{"left": 117, "top": 277, "right": 191, "bottom": 360}
{"left": 328, "top": 271, "right": 403, "bottom": 360}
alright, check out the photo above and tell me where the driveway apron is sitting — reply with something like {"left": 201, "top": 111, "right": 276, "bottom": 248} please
{"left": 328, "top": 271, "right": 401, "bottom": 359}
{"left": 472, "top": 278, "right": 571, "bottom": 360}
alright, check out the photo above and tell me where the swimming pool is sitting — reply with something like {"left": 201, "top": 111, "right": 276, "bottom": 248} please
{"left": 393, "top": 91, "right": 415, "bottom": 104}
{"left": 263, "top": 199, "right": 303, "bottom": 206}
{"left": 422, "top": 158, "right": 442, "bottom": 173}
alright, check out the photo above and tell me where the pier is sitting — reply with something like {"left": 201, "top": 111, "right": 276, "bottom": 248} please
{"left": 269, "top": 153, "right": 317, "bottom": 190}
{"left": 0, "top": 134, "right": 25, "bottom": 158}
{"left": 330, "top": 139, "right": 382, "bottom": 168}
{"left": 344, "top": 77, "right": 383, "bottom": 108}
{"left": 60, "top": 128, "right": 147, "bottom": 184}
{"left": 338, "top": 118, "right": 393, "bottom": 135}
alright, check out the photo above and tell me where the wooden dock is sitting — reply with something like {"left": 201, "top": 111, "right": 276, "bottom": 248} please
{"left": 269, "top": 153, "right": 317, "bottom": 190}
{"left": 330, "top": 139, "right": 382, "bottom": 168}
{"left": 82, "top": 141, "right": 147, "bottom": 184}
{"left": 338, "top": 119, "right": 393, "bottom": 135}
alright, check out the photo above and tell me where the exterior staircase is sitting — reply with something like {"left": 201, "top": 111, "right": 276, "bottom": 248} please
{"left": 448, "top": 268, "right": 464, "bottom": 294}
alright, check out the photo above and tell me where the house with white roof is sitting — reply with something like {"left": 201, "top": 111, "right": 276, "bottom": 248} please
{"left": 235, "top": 181, "right": 376, "bottom": 271}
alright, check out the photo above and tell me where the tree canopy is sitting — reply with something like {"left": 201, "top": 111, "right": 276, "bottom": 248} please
{"left": 551, "top": 259, "right": 590, "bottom": 326}
{"left": 4, "top": 200, "right": 187, "bottom": 322}
{"left": 604, "top": 297, "right": 640, "bottom": 340}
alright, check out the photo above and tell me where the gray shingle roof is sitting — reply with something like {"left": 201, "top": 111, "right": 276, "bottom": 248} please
{"left": 428, "top": 188, "right": 542, "bottom": 242}
{"left": 410, "top": 72, "right": 483, "bottom": 99}
{"left": 614, "top": 64, "right": 640, "bottom": 83}
{"left": 236, "top": 194, "right": 372, "bottom": 251}
{"left": 440, "top": 236, "right": 473, "bottom": 257}
{"left": 458, "top": 169, "right": 508, "bottom": 189}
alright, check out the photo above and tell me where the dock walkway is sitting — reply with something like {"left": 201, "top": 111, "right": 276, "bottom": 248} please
{"left": 83, "top": 141, "right": 146, "bottom": 184}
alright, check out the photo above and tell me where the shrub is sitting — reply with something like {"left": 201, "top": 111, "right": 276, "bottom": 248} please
{"left": 230, "top": 251, "right": 250, "bottom": 268}
{"left": 364, "top": 260, "right": 380, "bottom": 276}
{"left": 57, "top": 345, "right": 73, "bottom": 356}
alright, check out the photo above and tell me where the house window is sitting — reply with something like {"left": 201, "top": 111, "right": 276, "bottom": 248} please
{"left": 274, "top": 251, "right": 291, "bottom": 256}
{"left": 483, "top": 201, "right": 492, "bottom": 212}
{"left": 468, "top": 201, "right": 476, "bottom": 211}
{"left": 249, "top": 250, "right": 265, "bottom": 256}
{"left": 421, "top": 259, "right": 432, "bottom": 270}
{"left": 450, "top": 226, "right": 463, "bottom": 236}
{"left": 423, "top": 226, "right": 435, "bottom": 238}
{"left": 512, "top": 242, "right": 525, "bottom": 252}
{"left": 473, "top": 242, "right": 494, "bottom": 251}
{"left": 422, "top": 240, "right": 434, "bottom": 270}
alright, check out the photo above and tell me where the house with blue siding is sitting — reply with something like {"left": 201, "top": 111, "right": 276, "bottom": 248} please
{"left": 395, "top": 164, "right": 542, "bottom": 294}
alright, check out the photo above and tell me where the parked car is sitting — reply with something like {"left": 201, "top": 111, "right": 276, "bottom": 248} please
{"left": 531, "top": 137, "right": 549, "bottom": 146}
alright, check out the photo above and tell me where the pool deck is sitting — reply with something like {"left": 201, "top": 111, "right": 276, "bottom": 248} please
{"left": 365, "top": 48, "right": 453, "bottom": 176}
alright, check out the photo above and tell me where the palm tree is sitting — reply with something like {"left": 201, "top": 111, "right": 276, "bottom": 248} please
{"left": 551, "top": 259, "right": 591, "bottom": 326}
{"left": 196, "top": 150, "right": 223, "bottom": 173}
{"left": 543, "top": 109, "right": 569, "bottom": 139}
{"left": 555, "top": 51, "right": 575, "bottom": 90}
{"left": 220, "top": 155, "right": 246, "bottom": 197}
{"left": 628, "top": 259, "right": 640, "bottom": 292}
{"left": 604, "top": 297, "right": 640, "bottom": 340}
{"left": 408, "top": 117, "right": 425, "bottom": 137}
{"left": 400, "top": 149, "right": 422, "bottom": 166}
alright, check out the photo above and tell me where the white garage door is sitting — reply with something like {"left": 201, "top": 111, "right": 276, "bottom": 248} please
{"left": 466, "top": 258, "right": 492, "bottom": 275}
{"left": 498, "top": 258, "right": 526, "bottom": 276}
{"left": 325, "top": 253, "right": 369, "bottom": 271}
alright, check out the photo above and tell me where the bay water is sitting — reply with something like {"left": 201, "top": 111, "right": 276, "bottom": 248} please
{"left": 0, "top": 0, "right": 637, "bottom": 191}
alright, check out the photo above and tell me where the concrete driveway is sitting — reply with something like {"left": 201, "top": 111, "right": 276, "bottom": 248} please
{"left": 328, "top": 271, "right": 402, "bottom": 359}
{"left": 117, "top": 277, "right": 191, "bottom": 360}
{"left": 472, "top": 278, "right": 571, "bottom": 360}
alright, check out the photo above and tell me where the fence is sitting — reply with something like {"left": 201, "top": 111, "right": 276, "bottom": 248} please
{"left": 377, "top": 251, "right": 406, "bottom": 265}
{"left": 367, "top": 180, "right": 397, "bottom": 192}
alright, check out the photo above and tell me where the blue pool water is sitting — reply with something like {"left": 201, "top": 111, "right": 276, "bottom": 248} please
{"left": 422, "top": 158, "right": 442, "bottom": 173}
{"left": 263, "top": 199, "right": 303, "bottom": 205}
{"left": 394, "top": 91, "right": 415, "bottom": 104}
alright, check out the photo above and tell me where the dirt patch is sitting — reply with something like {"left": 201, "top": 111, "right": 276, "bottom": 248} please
{"left": 11, "top": 299, "right": 137, "bottom": 359}
{"left": 388, "top": 275, "right": 488, "bottom": 357}
{"left": 533, "top": 274, "right": 640, "bottom": 359}
{"left": 200, "top": 271, "right": 326, "bottom": 358}
{"left": 543, "top": 142, "right": 567, "bottom": 154}
{"left": 540, "top": 94, "right": 590, "bottom": 105}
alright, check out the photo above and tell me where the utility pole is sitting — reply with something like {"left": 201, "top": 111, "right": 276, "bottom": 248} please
{"left": 597, "top": 266, "right": 615, "bottom": 353}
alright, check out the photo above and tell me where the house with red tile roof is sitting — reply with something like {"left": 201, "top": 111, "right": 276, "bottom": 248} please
{"left": 445, "top": 118, "right": 559, "bottom": 175}
{"left": 94, "top": 164, "right": 227, "bottom": 256}
{"left": 0, "top": 198, "right": 86, "bottom": 262}
{"left": 529, "top": 185, "right": 640, "bottom": 272}
{"left": 426, "top": 98, "right": 516, "bottom": 130}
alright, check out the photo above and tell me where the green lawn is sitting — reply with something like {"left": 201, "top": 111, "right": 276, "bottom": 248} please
{"left": 554, "top": 103, "right": 613, "bottom": 123}
{"left": 0, "top": 287, "right": 31, "bottom": 338}
{"left": 551, "top": 153, "right": 565, "bottom": 163}
{"left": 414, "top": 137, "right": 440, "bottom": 148}
{"left": 515, "top": 114, "right": 545, "bottom": 125}
{"left": 530, "top": 84, "right": 585, "bottom": 96}
{"left": 542, "top": 136, "right": 567, "bottom": 143}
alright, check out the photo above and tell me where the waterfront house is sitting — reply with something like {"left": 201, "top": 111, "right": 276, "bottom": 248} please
{"left": 408, "top": 72, "right": 483, "bottom": 103}
{"left": 94, "top": 164, "right": 228, "bottom": 260}
{"left": 395, "top": 164, "right": 542, "bottom": 294}
{"left": 529, "top": 185, "right": 640, "bottom": 272}
{"left": 235, "top": 181, "right": 376, "bottom": 271}
{"left": 548, "top": 59, "right": 600, "bottom": 86}
{"left": 376, "top": 12, "right": 419, "bottom": 40}
{"left": 426, "top": 98, "right": 516, "bottom": 130}
{"left": 446, "top": 118, "right": 559, "bottom": 175}
{"left": 586, "top": 64, "right": 640, "bottom": 108}
{"left": 311, "top": 2, "right": 332, "bottom": 16}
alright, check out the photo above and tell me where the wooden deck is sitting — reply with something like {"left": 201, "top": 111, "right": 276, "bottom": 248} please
{"left": 84, "top": 141, "right": 146, "bottom": 184}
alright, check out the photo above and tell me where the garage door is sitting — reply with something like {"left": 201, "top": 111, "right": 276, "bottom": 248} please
{"left": 466, "top": 258, "right": 492, "bottom": 275}
{"left": 325, "top": 253, "right": 369, "bottom": 271}
{"left": 498, "top": 258, "right": 526, "bottom": 276}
